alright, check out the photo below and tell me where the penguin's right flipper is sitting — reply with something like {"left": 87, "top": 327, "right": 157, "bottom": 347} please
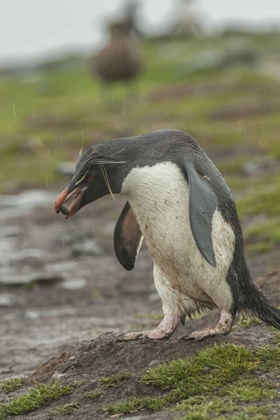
{"left": 183, "top": 159, "right": 218, "bottom": 268}
{"left": 114, "top": 201, "right": 143, "bottom": 270}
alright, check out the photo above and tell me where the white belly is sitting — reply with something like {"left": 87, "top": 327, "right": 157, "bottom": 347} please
{"left": 121, "top": 162, "right": 235, "bottom": 316}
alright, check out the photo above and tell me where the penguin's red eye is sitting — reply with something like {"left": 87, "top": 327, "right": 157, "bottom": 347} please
{"left": 87, "top": 175, "right": 95, "bottom": 182}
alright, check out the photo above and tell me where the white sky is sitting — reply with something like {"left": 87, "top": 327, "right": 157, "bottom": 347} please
{"left": 0, "top": 0, "right": 280, "bottom": 65}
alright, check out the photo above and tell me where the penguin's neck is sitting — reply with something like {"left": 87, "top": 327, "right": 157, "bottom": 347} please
{"left": 121, "top": 161, "right": 185, "bottom": 208}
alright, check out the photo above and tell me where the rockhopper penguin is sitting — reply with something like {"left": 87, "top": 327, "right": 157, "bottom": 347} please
{"left": 54, "top": 130, "right": 280, "bottom": 340}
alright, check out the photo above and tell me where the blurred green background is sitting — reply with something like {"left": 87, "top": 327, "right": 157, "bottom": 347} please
{"left": 1, "top": 31, "right": 280, "bottom": 256}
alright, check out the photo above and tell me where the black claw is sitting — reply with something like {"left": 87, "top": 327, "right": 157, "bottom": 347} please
{"left": 135, "top": 334, "right": 144, "bottom": 340}
{"left": 180, "top": 315, "right": 186, "bottom": 327}
{"left": 179, "top": 334, "right": 192, "bottom": 341}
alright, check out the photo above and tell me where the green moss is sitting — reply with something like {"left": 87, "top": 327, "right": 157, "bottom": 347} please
{"left": 178, "top": 399, "right": 274, "bottom": 420}
{"left": 215, "top": 403, "right": 273, "bottom": 420}
{"left": 271, "top": 329, "right": 280, "bottom": 345}
{"left": 101, "top": 343, "right": 280, "bottom": 417}
{"left": 49, "top": 402, "right": 79, "bottom": 415}
{"left": 100, "top": 394, "right": 176, "bottom": 414}
{"left": 176, "top": 396, "right": 236, "bottom": 420}
{"left": 234, "top": 317, "right": 262, "bottom": 329}
{"left": 243, "top": 404, "right": 273, "bottom": 415}
{"left": 100, "top": 372, "right": 131, "bottom": 388}
{"left": 0, "top": 382, "right": 73, "bottom": 419}
{"left": 85, "top": 391, "right": 104, "bottom": 399}
{"left": 255, "top": 346, "right": 280, "bottom": 371}
{"left": 244, "top": 218, "right": 280, "bottom": 254}
{"left": 0, "top": 378, "right": 24, "bottom": 394}
{"left": 141, "top": 343, "right": 258, "bottom": 392}
{"left": 237, "top": 181, "right": 280, "bottom": 219}
{"left": 217, "top": 157, "right": 248, "bottom": 176}
{"left": 222, "top": 378, "right": 277, "bottom": 401}
{"left": 248, "top": 241, "right": 275, "bottom": 254}
{"left": 224, "top": 175, "right": 244, "bottom": 191}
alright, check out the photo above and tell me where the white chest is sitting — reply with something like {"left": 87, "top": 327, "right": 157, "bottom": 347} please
{"left": 122, "top": 163, "right": 190, "bottom": 260}
{"left": 121, "top": 162, "right": 235, "bottom": 314}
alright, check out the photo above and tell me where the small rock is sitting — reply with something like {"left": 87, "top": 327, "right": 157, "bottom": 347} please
{"left": 0, "top": 294, "right": 14, "bottom": 306}
{"left": 0, "top": 190, "right": 56, "bottom": 219}
{"left": 25, "top": 307, "right": 77, "bottom": 319}
{"left": 71, "top": 239, "right": 103, "bottom": 257}
{"left": 46, "top": 260, "right": 78, "bottom": 273}
{"left": 0, "top": 190, "right": 56, "bottom": 208}
{"left": 148, "top": 360, "right": 160, "bottom": 367}
{"left": 0, "top": 272, "right": 62, "bottom": 286}
{"left": 59, "top": 278, "right": 87, "bottom": 290}
{"left": 52, "top": 372, "right": 66, "bottom": 380}
{"left": 242, "top": 156, "right": 277, "bottom": 176}
{"left": 123, "top": 417, "right": 147, "bottom": 420}
{"left": 9, "top": 248, "right": 44, "bottom": 259}
{"left": 0, "top": 226, "right": 20, "bottom": 237}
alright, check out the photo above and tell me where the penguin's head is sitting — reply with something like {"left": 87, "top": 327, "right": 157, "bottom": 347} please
{"left": 54, "top": 142, "right": 130, "bottom": 218}
{"left": 54, "top": 130, "right": 178, "bottom": 218}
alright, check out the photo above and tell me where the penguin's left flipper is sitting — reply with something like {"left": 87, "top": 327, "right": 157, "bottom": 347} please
{"left": 183, "top": 159, "right": 218, "bottom": 268}
{"left": 114, "top": 201, "right": 143, "bottom": 270}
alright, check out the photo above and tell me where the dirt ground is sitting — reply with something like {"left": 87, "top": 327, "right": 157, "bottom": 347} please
{"left": 1, "top": 187, "right": 280, "bottom": 419}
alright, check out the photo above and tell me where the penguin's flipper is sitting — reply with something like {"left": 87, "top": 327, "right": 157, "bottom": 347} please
{"left": 114, "top": 201, "right": 143, "bottom": 271}
{"left": 183, "top": 159, "right": 218, "bottom": 268}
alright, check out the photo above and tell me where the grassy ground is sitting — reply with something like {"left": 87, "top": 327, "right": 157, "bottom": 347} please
{"left": 1, "top": 32, "right": 280, "bottom": 252}
{"left": 1, "top": 334, "right": 280, "bottom": 420}
{"left": 101, "top": 342, "right": 280, "bottom": 419}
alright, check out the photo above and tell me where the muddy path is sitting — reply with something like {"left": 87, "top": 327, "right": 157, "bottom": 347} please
{"left": 0, "top": 191, "right": 154, "bottom": 380}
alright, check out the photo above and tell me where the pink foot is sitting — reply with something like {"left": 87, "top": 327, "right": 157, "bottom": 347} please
{"left": 181, "top": 310, "right": 233, "bottom": 341}
{"left": 117, "top": 314, "right": 181, "bottom": 341}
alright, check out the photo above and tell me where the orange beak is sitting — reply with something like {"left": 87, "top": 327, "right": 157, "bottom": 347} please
{"left": 54, "top": 186, "right": 86, "bottom": 219}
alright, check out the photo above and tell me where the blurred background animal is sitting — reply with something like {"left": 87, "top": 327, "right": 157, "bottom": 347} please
{"left": 90, "top": 21, "right": 142, "bottom": 85}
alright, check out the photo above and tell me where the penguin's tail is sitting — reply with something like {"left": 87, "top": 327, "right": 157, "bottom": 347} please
{"left": 242, "top": 279, "right": 280, "bottom": 330}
